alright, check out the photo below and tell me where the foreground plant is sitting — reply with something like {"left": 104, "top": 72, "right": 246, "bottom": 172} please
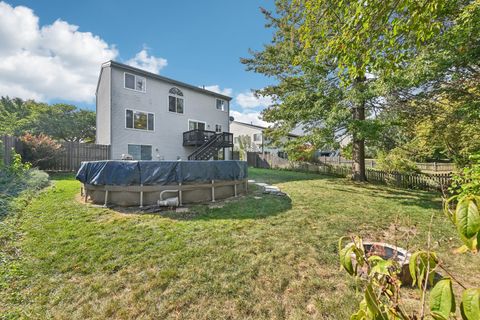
{"left": 340, "top": 155, "right": 480, "bottom": 319}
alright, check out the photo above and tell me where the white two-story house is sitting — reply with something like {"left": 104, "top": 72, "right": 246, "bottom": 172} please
{"left": 230, "top": 121, "right": 300, "bottom": 158}
{"left": 96, "top": 61, "right": 233, "bottom": 160}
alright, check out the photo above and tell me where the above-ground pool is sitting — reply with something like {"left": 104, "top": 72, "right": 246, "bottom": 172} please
{"left": 76, "top": 160, "right": 248, "bottom": 207}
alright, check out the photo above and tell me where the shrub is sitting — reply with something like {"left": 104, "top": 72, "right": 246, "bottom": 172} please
{"left": 0, "top": 139, "right": 3, "bottom": 167}
{"left": 376, "top": 148, "right": 420, "bottom": 174}
{"left": 285, "top": 143, "right": 316, "bottom": 162}
{"left": 9, "top": 149, "right": 31, "bottom": 175}
{"left": 20, "top": 133, "right": 62, "bottom": 170}
{"left": 450, "top": 152, "right": 480, "bottom": 197}
{"left": 0, "top": 167, "right": 49, "bottom": 217}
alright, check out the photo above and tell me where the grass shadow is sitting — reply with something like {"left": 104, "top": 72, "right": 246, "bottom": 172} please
{"left": 248, "top": 167, "right": 338, "bottom": 184}
{"left": 114, "top": 184, "right": 293, "bottom": 221}
{"left": 250, "top": 167, "right": 441, "bottom": 211}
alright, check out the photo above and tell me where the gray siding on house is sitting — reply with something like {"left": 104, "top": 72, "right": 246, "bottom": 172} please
{"left": 99, "top": 63, "right": 231, "bottom": 160}
{"left": 95, "top": 66, "right": 111, "bottom": 145}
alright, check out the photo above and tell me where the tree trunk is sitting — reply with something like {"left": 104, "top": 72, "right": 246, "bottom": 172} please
{"left": 352, "top": 77, "right": 367, "bottom": 181}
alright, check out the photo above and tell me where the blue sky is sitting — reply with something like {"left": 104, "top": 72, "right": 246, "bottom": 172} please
{"left": 0, "top": 0, "right": 275, "bottom": 125}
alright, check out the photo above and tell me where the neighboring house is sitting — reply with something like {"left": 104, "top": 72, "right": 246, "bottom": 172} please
{"left": 229, "top": 121, "right": 300, "bottom": 158}
{"left": 96, "top": 61, "right": 233, "bottom": 160}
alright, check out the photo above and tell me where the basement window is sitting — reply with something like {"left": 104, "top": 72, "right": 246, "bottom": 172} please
{"left": 128, "top": 144, "right": 152, "bottom": 160}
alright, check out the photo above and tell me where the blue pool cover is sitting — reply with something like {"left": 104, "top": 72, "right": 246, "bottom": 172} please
{"left": 76, "top": 160, "right": 248, "bottom": 186}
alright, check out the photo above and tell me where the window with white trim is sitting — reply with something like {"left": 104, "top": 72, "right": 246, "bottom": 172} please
{"left": 189, "top": 120, "right": 206, "bottom": 131}
{"left": 253, "top": 133, "right": 262, "bottom": 142}
{"left": 124, "top": 73, "right": 146, "bottom": 92}
{"left": 168, "top": 87, "right": 184, "bottom": 114}
{"left": 126, "top": 109, "right": 154, "bottom": 131}
{"left": 216, "top": 99, "right": 227, "bottom": 111}
{"left": 128, "top": 144, "right": 152, "bottom": 160}
{"left": 215, "top": 124, "right": 222, "bottom": 133}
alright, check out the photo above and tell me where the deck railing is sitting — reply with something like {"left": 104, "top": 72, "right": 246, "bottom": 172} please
{"left": 183, "top": 130, "right": 233, "bottom": 147}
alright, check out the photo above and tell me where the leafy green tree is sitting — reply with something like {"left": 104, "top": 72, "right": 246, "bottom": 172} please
{"left": 0, "top": 97, "right": 96, "bottom": 142}
{"left": 32, "top": 104, "right": 96, "bottom": 142}
{"left": 243, "top": 0, "right": 470, "bottom": 180}
{"left": 377, "top": 0, "right": 480, "bottom": 165}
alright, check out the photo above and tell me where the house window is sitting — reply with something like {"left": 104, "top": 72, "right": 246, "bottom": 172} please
{"left": 124, "top": 73, "right": 146, "bottom": 92}
{"left": 215, "top": 124, "right": 222, "bottom": 133}
{"left": 253, "top": 133, "right": 262, "bottom": 142}
{"left": 128, "top": 144, "right": 152, "bottom": 160}
{"left": 216, "top": 99, "right": 227, "bottom": 111}
{"left": 189, "top": 120, "right": 206, "bottom": 131}
{"left": 168, "top": 87, "right": 184, "bottom": 114}
{"left": 126, "top": 109, "right": 154, "bottom": 131}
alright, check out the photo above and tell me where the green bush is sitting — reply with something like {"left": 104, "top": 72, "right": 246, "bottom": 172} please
{"left": 450, "top": 152, "right": 480, "bottom": 197}
{"left": 0, "top": 139, "right": 3, "bottom": 167}
{"left": 0, "top": 162, "right": 49, "bottom": 217}
{"left": 376, "top": 148, "right": 420, "bottom": 174}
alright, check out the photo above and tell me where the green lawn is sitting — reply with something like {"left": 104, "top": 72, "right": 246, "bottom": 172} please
{"left": 1, "top": 168, "right": 479, "bottom": 319}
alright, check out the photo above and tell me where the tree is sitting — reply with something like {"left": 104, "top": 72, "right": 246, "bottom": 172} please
{"left": 0, "top": 97, "right": 96, "bottom": 142}
{"left": 377, "top": 0, "right": 480, "bottom": 165}
{"left": 243, "top": 0, "right": 468, "bottom": 180}
{"left": 33, "top": 104, "right": 96, "bottom": 142}
{"left": 0, "top": 97, "right": 42, "bottom": 136}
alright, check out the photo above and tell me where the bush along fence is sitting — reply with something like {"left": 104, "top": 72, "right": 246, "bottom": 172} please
{"left": 247, "top": 152, "right": 452, "bottom": 192}
{"left": 316, "top": 155, "right": 455, "bottom": 172}
{"left": 1, "top": 135, "right": 110, "bottom": 172}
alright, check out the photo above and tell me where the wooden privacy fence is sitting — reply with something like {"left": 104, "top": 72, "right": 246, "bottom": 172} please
{"left": 1, "top": 135, "right": 110, "bottom": 172}
{"left": 316, "top": 156, "right": 455, "bottom": 172}
{"left": 248, "top": 152, "right": 452, "bottom": 192}
{"left": 1, "top": 135, "right": 22, "bottom": 166}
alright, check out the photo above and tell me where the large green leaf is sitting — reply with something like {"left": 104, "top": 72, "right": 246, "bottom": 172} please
{"left": 455, "top": 196, "right": 480, "bottom": 239}
{"left": 340, "top": 244, "right": 355, "bottom": 276}
{"left": 461, "top": 288, "right": 480, "bottom": 320}
{"left": 369, "top": 256, "right": 392, "bottom": 276}
{"left": 430, "top": 278, "right": 455, "bottom": 320}
{"left": 365, "top": 284, "right": 382, "bottom": 315}
{"left": 409, "top": 251, "right": 438, "bottom": 289}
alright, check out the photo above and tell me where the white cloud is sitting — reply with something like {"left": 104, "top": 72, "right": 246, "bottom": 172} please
{"left": 230, "top": 110, "right": 270, "bottom": 127}
{"left": 202, "top": 85, "right": 233, "bottom": 97}
{"left": 0, "top": 2, "right": 166, "bottom": 103}
{"left": 125, "top": 49, "right": 167, "bottom": 74}
{"left": 235, "top": 91, "right": 272, "bottom": 109}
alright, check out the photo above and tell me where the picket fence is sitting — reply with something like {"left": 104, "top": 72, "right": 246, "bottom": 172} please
{"left": 247, "top": 152, "right": 451, "bottom": 192}
{"left": 317, "top": 156, "right": 455, "bottom": 172}
{"left": 1, "top": 135, "right": 110, "bottom": 172}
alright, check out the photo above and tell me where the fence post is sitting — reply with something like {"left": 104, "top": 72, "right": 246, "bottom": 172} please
{"left": 434, "top": 162, "right": 437, "bottom": 172}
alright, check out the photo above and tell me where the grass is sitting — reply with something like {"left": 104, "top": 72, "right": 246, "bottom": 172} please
{"left": 1, "top": 168, "right": 479, "bottom": 319}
